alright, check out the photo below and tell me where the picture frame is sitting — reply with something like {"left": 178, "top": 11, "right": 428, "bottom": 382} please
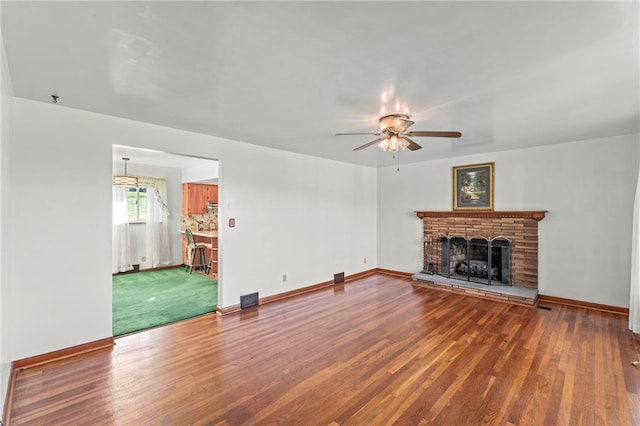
{"left": 452, "top": 162, "right": 494, "bottom": 211}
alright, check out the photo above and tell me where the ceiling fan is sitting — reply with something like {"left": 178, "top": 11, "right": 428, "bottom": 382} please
{"left": 336, "top": 113, "right": 462, "bottom": 153}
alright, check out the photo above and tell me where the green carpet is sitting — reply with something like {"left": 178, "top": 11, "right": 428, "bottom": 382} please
{"left": 112, "top": 268, "right": 217, "bottom": 336}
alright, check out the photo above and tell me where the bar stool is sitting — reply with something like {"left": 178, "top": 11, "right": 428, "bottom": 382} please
{"left": 185, "top": 229, "right": 208, "bottom": 274}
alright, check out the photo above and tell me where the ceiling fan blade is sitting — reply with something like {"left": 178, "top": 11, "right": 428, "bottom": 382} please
{"left": 404, "top": 131, "right": 462, "bottom": 138}
{"left": 353, "top": 139, "right": 382, "bottom": 151}
{"left": 336, "top": 132, "right": 381, "bottom": 136}
{"left": 401, "top": 137, "right": 422, "bottom": 151}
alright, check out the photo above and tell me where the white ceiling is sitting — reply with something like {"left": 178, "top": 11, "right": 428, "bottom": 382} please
{"left": 2, "top": 1, "right": 639, "bottom": 168}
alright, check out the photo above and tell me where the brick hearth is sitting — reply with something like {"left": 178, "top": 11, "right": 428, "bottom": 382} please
{"left": 416, "top": 211, "right": 546, "bottom": 289}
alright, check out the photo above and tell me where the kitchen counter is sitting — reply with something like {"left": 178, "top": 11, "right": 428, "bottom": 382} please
{"left": 181, "top": 229, "right": 218, "bottom": 238}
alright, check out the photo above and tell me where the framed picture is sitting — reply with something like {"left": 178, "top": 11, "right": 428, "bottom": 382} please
{"left": 452, "top": 162, "right": 494, "bottom": 210}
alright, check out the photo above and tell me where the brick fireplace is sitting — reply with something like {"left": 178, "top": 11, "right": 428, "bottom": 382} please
{"left": 416, "top": 211, "right": 546, "bottom": 289}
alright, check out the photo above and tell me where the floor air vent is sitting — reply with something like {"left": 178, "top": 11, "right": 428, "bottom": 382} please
{"left": 334, "top": 272, "right": 345, "bottom": 284}
{"left": 240, "top": 292, "right": 259, "bottom": 309}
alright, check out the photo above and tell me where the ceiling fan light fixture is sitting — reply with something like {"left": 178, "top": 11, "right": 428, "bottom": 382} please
{"left": 378, "top": 138, "right": 390, "bottom": 151}
{"left": 379, "top": 113, "right": 409, "bottom": 131}
{"left": 378, "top": 113, "right": 414, "bottom": 133}
{"left": 387, "top": 135, "right": 400, "bottom": 153}
{"left": 338, "top": 111, "right": 459, "bottom": 154}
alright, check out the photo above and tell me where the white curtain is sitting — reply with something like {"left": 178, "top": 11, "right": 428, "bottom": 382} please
{"left": 145, "top": 186, "right": 172, "bottom": 268}
{"left": 630, "top": 163, "right": 640, "bottom": 333}
{"left": 138, "top": 176, "right": 168, "bottom": 210}
{"left": 112, "top": 186, "right": 133, "bottom": 273}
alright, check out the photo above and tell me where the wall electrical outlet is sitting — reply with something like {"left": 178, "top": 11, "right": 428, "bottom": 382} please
{"left": 141, "top": 256, "right": 147, "bottom": 262}
{"left": 282, "top": 274, "right": 287, "bottom": 282}
{"left": 364, "top": 257, "right": 367, "bottom": 264}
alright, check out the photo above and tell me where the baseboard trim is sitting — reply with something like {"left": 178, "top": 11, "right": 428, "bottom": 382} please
{"left": 374, "top": 268, "right": 413, "bottom": 279}
{"left": 139, "top": 264, "right": 183, "bottom": 272}
{"left": 218, "top": 274, "right": 629, "bottom": 318}
{"left": 12, "top": 337, "right": 115, "bottom": 371}
{"left": 217, "top": 304, "right": 241, "bottom": 315}
{"left": 538, "top": 294, "right": 629, "bottom": 315}
{"left": 346, "top": 268, "right": 378, "bottom": 281}
{"left": 216, "top": 269, "right": 379, "bottom": 315}
{"left": 113, "top": 264, "right": 182, "bottom": 276}
{"left": 259, "top": 280, "right": 332, "bottom": 306}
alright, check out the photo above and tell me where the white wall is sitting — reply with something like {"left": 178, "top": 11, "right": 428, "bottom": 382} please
{"left": 219, "top": 148, "right": 377, "bottom": 307}
{"left": 0, "top": 1, "right": 14, "bottom": 415}
{"left": 377, "top": 134, "right": 640, "bottom": 308}
{"left": 114, "top": 162, "right": 184, "bottom": 269}
{"left": 182, "top": 161, "right": 219, "bottom": 183}
{"left": 10, "top": 98, "right": 377, "bottom": 359}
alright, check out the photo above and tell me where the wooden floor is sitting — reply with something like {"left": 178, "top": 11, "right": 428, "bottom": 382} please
{"left": 8, "top": 274, "right": 640, "bottom": 425}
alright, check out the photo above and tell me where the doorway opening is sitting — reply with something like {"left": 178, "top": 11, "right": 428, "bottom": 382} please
{"left": 111, "top": 145, "right": 220, "bottom": 336}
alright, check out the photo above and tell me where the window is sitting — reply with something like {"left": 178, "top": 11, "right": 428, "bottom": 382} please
{"left": 125, "top": 187, "right": 147, "bottom": 222}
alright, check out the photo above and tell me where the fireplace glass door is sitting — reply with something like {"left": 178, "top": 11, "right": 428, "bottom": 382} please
{"left": 439, "top": 236, "right": 511, "bottom": 286}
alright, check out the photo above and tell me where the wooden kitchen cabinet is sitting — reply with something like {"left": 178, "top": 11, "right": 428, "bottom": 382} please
{"left": 183, "top": 183, "right": 216, "bottom": 215}
{"left": 207, "top": 185, "right": 218, "bottom": 204}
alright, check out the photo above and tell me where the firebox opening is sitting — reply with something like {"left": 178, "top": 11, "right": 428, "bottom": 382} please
{"left": 440, "top": 236, "right": 511, "bottom": 286}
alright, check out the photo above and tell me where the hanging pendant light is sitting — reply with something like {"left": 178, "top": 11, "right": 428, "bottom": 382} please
{"left": 113, "top": 157, "right": 138, "bottom": 187}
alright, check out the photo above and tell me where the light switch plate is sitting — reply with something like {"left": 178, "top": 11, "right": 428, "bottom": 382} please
{"left": 229, "top": 218, "right": 236, "bottom": 227}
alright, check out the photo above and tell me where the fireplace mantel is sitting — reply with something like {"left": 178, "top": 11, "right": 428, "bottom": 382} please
{"left": 415, "top": 210, "right": 547, "bottom": 222}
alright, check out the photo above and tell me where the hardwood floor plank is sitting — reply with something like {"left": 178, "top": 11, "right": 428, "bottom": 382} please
{"left": 569, "top": 309, "right": 597, "bottom": 426}
{"left": 7, "top": 274, "right": 640, "bottom": 425}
